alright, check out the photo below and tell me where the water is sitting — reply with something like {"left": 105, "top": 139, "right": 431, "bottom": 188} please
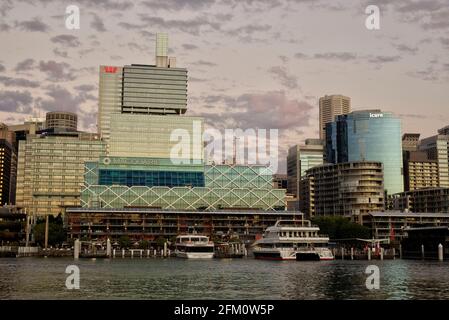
{"left": 1, "top": 257, "right": 449, "bottom": 299}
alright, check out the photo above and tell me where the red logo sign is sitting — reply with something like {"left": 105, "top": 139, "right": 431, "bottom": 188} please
{"left": 104, "top": 66, "right": 118, "bottom": 73}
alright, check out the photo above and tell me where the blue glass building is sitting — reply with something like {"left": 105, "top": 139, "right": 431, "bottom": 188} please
{"left": 326, "top": 110, "right": 403, "bottom": 195}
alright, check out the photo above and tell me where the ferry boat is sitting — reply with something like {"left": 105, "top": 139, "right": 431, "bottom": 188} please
{"left": 174, "top": 234, "right": 215, "bottom": 259}
{"left": 252, "top": 219, "right": 334, "bottom": 261}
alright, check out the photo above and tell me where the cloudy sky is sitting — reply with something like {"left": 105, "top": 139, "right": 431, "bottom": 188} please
{"left": 0, "top": 0, "right": 448, "bottom": 173}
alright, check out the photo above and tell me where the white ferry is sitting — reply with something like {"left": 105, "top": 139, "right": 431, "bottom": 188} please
{"left": 174, "top": 234, "right": 215, "bottom": 259}
{"left": 252, "top": 219, "right": 334, "bottom": 261}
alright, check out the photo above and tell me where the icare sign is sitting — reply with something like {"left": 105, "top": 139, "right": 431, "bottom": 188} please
{"left": 104, "top": 66, "right": 118, "bottom": 73}
{"left": 369, "top": 113, "right": 384, "bottom": 118}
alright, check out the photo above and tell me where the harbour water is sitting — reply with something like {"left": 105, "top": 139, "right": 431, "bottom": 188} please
{"left": 1, "top": 257, "right": 449, "bottom": 300}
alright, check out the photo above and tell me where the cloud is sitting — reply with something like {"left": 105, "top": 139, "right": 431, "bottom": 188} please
{"left": 192, "top": 60, "right": 217, "bottom": 67}
{"left": 14, "top": 59, "right": 35, "bottom": 72}
{"left": 38, "top": 60, "right": 76, "bottom": 82}
{"left": 0, "top": 64, "right": 5, "bottom": 72}
{"left": 139, "top": 15, "right": 221, "bottom": 35}
{"left": 368, "top": 55, "right": 401, "bottom": 64}
{"left": 74, "top": 84, "right": 96, "bottom": 92}
{"left": 0, "top": 23, "right": 10, "bottom": 31}
{"left": 91, "top": 13, "right": 106, "bottom": 32}
{"left": 394, "top": 44, "right": 418, "bottom": 55}
{"left": 0, "top": 90, "right": 33, "bottom": 113}
{"left": 51, "top": 34, "right": 80, "bottom": 47}
{"left": 182, "top": 44, "right": 198, "bottom": 50}
{"left": 196, "top": 91, "right": 313, "bottom": 131}
{"left": 53, "top": 48, "right": 68, "bottom": 58}
{"left": 269, "top": 66, "right": 299, "bottom": 89}
{"left": 313, "top": 52, "right": 357, "bottom": 61}
{"left": 15, "top": 18, "right": 50, "bottom": 32}
{"left": 294, "top": 52, "right": 308, "bottom": 59}
{"left": 141, "top": 0, "right": 216, "bottom": 11}
{"left": 37, "top": 85, "right": 86, "bottom": 113}
{"left": 0, "top": 76, "right": 39, "bottom": 88}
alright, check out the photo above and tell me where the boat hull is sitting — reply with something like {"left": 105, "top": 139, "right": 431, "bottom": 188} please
{"left": 175, "top": 251, "right": 214, "bottom": 259}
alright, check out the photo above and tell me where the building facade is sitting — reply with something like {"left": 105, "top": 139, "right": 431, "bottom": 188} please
{"left": 286, "top": 139, "right": 324, "bottom": 199}
{"left": 403, "top": 150, "right": 439, "bottom": 191}
{"left": 16, "top": 130, "right": 106, "bottom": 216}
{"left": 326, "top": 110, "right": 403, "bottom": 195}
{"left": 46, "top": 111, "right": 78, "bottom": 131}
{"left": 98, "top": 65, "right": 123, "bottom": 145}
{"left": 65, "top": 208, "right": 302, "bottom": 244}
{"left": 389, "top": 187, "right": 449, "bottom": 213}
{"left": 81, "top": 158, "right": 286, "bottom": 211}
{"left": 319, "top": 94, "right": 351, "bottom": 140}
{"left": 0, "top": 139, "right": 13, "bottom": 206}
{"left": 108, "top": 113, "right": 203, "bottom": 162}
{"left": 419, "top": 128, "right": 449, "bottom": 188}
{"left": 300, "top": 162, "right": 385, "bottom": 222}
{"left": 272, "top": 174, "right": 287, "bottom": 189}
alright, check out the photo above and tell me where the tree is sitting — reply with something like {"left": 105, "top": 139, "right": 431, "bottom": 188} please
{"left": 155, "top": 236, "right": 166, "bottom": 248}
{"left": 312, "top": 216, "right": 370, "bottom": 240}
{"left": 138, "top": 240, "right": 150, "bottom": 249}
{"left": 118, "top": 235, "right": 131, "bottom": 249}
{"left": 33, "top": 214, "right": 66, "bottom": 247}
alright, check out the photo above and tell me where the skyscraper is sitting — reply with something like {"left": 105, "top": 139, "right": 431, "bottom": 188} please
{"left": 326, "top": 110, "right": 403, "bottom": 195}
{"left": 0, "top": 125, "right": 14, "bottom": 205}
{"left": 419, "top": 127, "right": 449, "bottom": 188}
{"left": 286, "top": 139, "right": 324, "bottom": 199}
{"left": 97, "top": 33, "right": 187, "bottom": 150}
{"left": 98, "top": 65, "right": 123, "bottom": 145}
{"left": 319, "top": 94, "right": 351, "bottom": 140}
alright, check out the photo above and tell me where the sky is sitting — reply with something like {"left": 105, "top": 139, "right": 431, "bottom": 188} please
{"left": 0, "top": 0, "right": 448, "bottom": 173}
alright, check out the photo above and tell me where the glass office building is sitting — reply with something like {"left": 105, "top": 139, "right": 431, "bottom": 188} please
{"left": 16, "top": 131, "right": 106, "bottom": 216}
{"left": 108, "top": 113, "right": 203, "bottom": 163}
{"left": 326, "top": 110, "right": 403, "bottom": 195}
{"left": 81, "top": 159, "right": 286, "bottom": 211}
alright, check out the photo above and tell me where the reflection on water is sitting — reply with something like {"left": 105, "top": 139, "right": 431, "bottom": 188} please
{"left": 1, "top": 258, "right": 449, "bottom": 299}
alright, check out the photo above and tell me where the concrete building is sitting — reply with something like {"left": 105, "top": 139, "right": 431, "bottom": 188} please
{"left": 16, "top": 128, "right": 106, "bottom": 216}
{"left": 389, "top": 187, "right": 449, "bottom": 213}
{"left": 45, "top": 111, "right": 78, "bottom": 131}
{"left": 326, "top": 110, "right": 403, "bottom": 195}
{"left": 65, "top": 207, "right": 302, "bottom": 244}
{"left": 403, "top": 150, "right": 439, "bottom": 191}
{"left": 319, "top": 94, "right": 351, "bottom": 140}
{"left": 363, "top": 211, "right": 449, "bottom": 242}
{"left": 419, "top": 127, "right": 449, "bottom": 188}
{"left": 0, "top": 138, "right": 14, "bottom": 205}
{"left": 300, "top": 162, "right": 385, "bottom": 222}
{"left": 272, "top": 174, "right": 287, "bottom": 189}
{"left": 286, "top": 139, "right": 324, "bottom": 199}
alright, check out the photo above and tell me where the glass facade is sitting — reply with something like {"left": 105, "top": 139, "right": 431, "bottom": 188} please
{"left": 99, "top": 169, "right": 204, "bottom": 187}
{"left": 326, "top": 110, "right": 403, "bottom": 195}
{"left": 122, "top": 64, "right": 187, "bottom": 115}
{"left": 16, "top": 133, "right": 106, "bottom": 216}
{"left": 108, "top": 113, "right": 203, "bottom": 162}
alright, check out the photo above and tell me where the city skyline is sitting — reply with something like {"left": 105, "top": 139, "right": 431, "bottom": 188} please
{"left": 1, "top": 0, "right": 448, "bottom": 174}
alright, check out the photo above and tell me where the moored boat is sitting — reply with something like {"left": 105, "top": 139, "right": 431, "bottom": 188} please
{"left": 252, "top": 219, "right": 334, "bottom": 261}
{"left": 174, "top": 234, "right": 214, "bottom": 259}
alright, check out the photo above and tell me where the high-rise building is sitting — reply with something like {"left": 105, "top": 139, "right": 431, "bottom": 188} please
{"left": 319, "top": 94, "right": 351, "bottom": 140}
{"left": 326, "top": 109, "right": 403, "bottom": 195}
{"left": 98, "top": 33, "right": 187, "bottom": 149}
{"left": 0, "top": 138, "right": 13, "bottom": 205}
{"left": 286, "top": 139, "right": 324, "bottom": 199}
{"left": 402, "top": 134, "right": 439, "bottom": 191}
{"left": 108, "top": 113, "right": 203, "bottom": 162}
{"left": 16, "top": 126, "right": 106, "bottom": 216}
{"left": 419, "top": 127, "right": 449, "bottom": 188}
{"left": 98, "top": 65, "right": 123, "bottom": 145}
{"left": 300, "top": 162, "right": 385, "bottom": 222}
{"left": 46, "top": 111, "right": 78, "bottom": 131}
